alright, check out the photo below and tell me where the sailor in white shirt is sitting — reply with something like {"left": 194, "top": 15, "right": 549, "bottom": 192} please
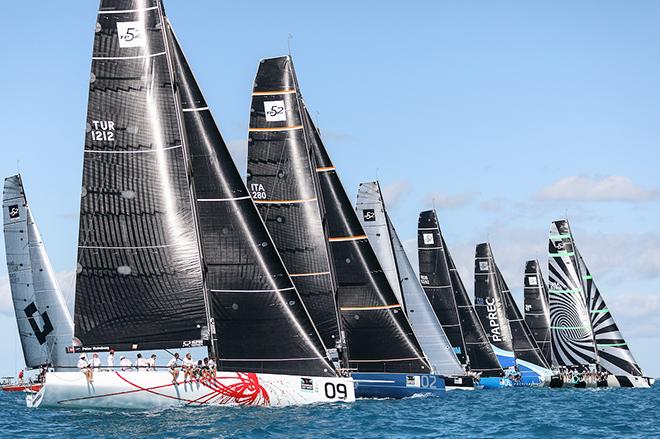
{"left": 167, "top": 353, "right": 181, "bottom": 384}
{"left": 107, "top": 349, "right": 115, "bottom": 370}
{"left": 91, "top": 353, "right": 102, "bottom": 370}
{"left": 120, "top": 356, "right": 132, "bottom": 371}
{"left": 78, "top": 354, "right": 93, "bottom": 383}
{"left": 136, "top": 353, "right": 149, "bottom": 371}
{"left": 182, "top": 353, "right": 194, "bottom": 383}
{"left": 147, "top": 354, "right": 157, "bottom": 371}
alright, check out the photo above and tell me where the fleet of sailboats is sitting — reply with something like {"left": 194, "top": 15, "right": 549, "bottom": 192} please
{"left": 0, "top": 0, "right": 655, "bottom": 410}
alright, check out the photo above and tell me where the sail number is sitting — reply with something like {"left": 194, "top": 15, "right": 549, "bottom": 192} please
{"left": 324, "top": 382, "right": 348, "bottom": 399}
{"left": 90, "top": 120, "right": 116, "bottom": 142}
{"left": 250, "top": 183, "right": 267, "bottom": 200}
{"left": 419, "top": 375, "right": 438, "bottom": 388}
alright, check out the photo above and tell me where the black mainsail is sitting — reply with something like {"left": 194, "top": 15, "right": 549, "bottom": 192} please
{"left": 548, "top": 220, "right": 599, "bottom": 367}
{"left": 167, "top": 28, "right": 333, "bottom": 376}
{"left": 495, "top": 265, "right": 550, "bottom": 370}
{"left": 474, "top": 243, "right": 516, "bottom": 369}
{"left": 418, "top": 210, "right": 503, "bottom": 377}
{"left": 246, "top": 56, "right": 342, "bottom": 354}
{"left": 305, "top": 106, "right": 429, "bottom": 373}
{"left": 74, "top": 1, "right": 207, "bottom": 350}
{"left": 524, "top": 260, "right": 553, "bottom": 366}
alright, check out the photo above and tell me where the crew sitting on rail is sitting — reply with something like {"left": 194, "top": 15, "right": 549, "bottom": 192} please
{"left": 182, "top": 352, "right": 195, "bottom": 383}
{"left": 136, "top": 353, "right": 149, "bottom": 371}
{"left": 91, "top": 353, "right": 102, "bottom": 370}
{"left": 120, "top": 355, "right": 132, "bottom": 371}
{"left": 78, "top": 353, "right": 93, "bottom": 383}
{"left": 168, "top": 353, "right": 181, "bottom": 384}
{"left": 148, "top": 354, "right": 157, "bottom": 371}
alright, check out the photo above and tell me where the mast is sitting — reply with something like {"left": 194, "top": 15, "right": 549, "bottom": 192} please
{"left": 357, "top": 183, "right": 464, "bottom": 376}
{"left": 548, "top": 220, "right": 599, "bottom": 368}
{"left": 524, "top": 260, "right": 553, "bottom": 366}
{"left": 474, "top": 243, "right": 516, "bottom": 369}
{"left": 3, "top": 175, "right": 76, "bottom": 370}
{"left": 246, "top": 56, "right": 343, "bottom": 361}
{"left": 306, "top": 107, "right": 430, "bottom": 374}
{"left": 167, "top": 30, "right": 334, "bottom": 376}
{"left": 577, "top": 250, "right": 642, "bottom": 376}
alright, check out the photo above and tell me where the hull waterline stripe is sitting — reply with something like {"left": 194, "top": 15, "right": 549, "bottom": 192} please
{"left": 253, "top": 198, "right": 317, "bottom": 204}
{"left": 84, "top": 145, "right": 182, "bottom": 154}
{"left": 182, "top": 107, "right": 209, "bottom": 112}
{"left": 328, "top": 235, "right": 367, "bottom": 242}
{"left": 98, "top": 6, "right": 158, "bottom": 14}
{"left": 93, "top": 51, "right": 166, "bottom": 61}
{"left": 252, "top": 89, "right": 296, "bottom": 96}
{"left": 197, "top": 196, "right": 251, "bottom": 202}
{"left": 210, "top": 287, "right": 295, "bottom": 293}
{"left": 248, "top": 125, "right": 303, "bottom": 132}
{"left": 289, "top": 271, "right": 331, "bottom": 278}
{"left": 340, "top": 304, "right": 402, "bottom": 311}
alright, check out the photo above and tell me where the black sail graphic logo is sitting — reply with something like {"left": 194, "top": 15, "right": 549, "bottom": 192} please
{"left": 24, "top": 302, "right": 53, "bottom": 345}
{"left": 8, "top": 205, "right": 19, "bottom": 220}
{"left": 362, "top": 209, "right": 376, "bottom": 222}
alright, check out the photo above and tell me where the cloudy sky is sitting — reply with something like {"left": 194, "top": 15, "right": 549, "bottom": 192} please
{"left": 1, "top": 1, "right": 659, "bottom": 377}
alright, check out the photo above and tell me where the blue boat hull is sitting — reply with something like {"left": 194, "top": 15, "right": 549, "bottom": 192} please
{"left": 478, "top": 376, "right": 513, "bottom": 389}
{"left": 352, "top": 373, "right": 446, "bottom": 398}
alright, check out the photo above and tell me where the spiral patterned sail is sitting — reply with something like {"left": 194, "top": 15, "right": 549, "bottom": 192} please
{"left": 547, "top": 220, "right": 598, "bottom": 366}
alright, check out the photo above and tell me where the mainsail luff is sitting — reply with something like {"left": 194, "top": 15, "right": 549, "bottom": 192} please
{"left": 306, "top": 110, "right": 429, "bottom": 373}
{"left": 474, "top": 243, "right": 516, "bottom": 368}
{"left": 495, "top": 265, "right": 549, "bottom": 369}
{"left": 3, "top": 175, "right": 76, "bottom": 370}
{"left": 524, "top": 260, "right": 553, "bottom": 366}
{"left": 577, "top": 251, "right": 642, "bottom": 376}
{"left": 167, "top": 28, "right": 334, "bottom": 376}
{"left": 246, "top": 56, "right": 342, "bottom": 353}
{"left": 548, "top": 220, "right": 599, "bottom": 367}
{"left": 357, "top": 183, "right": 464, "bottom": 376}
{"left": 74, "top": 0, "right": 208, "bottom": 350}
{"left": 417, "top": 210, "right": 467, "bottom": 365}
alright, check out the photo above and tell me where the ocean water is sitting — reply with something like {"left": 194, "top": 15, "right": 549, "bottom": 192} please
{"left": 1, "top": 384, "right": 658, "bottom": 438}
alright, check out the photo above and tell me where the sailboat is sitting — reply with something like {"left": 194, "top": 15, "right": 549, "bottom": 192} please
{"left": 26, "top": 0, "right": 354, "bottom": 408}
{"left": 523, "top": 260, "right": 553, "bottom": 366}
{"left": 247, "top": 55, "right": 445, "bottom": 398}
{"left": 548, "top": 219, "right": 653, "bottom": 388}
{"left": 418, "top": 210, "right": 510, "bottom": 389}
{"left": 355, "top": 182, "right": 474, "bottom": 390}
{"left": 3, "top": 175, "right": 77, "bottom": 387}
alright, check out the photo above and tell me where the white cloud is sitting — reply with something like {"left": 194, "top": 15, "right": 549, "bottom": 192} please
{"left": 382, "top": 180, "right": 411, "bottom": 210}
{"left": 423, "top": 191, "right": 477, "bottom": 209}
{"left": 537, "top": 176, "right": 659, "bottom": 203}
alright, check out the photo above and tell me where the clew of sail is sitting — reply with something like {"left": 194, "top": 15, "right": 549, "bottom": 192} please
{"left": 357, "top": 182, "right": 464, "bottom": 376}
{"left": 474, "top": 243, "right": 516, "bottom": 369}
{"left": 524, "top": 260, "right": 553, "bottom": 366}
{"left": 3, "top": 175, "right": 76, "bottom": 370}
{"left": 246, "top": 56, "right": 342, "bottom": 354}
{"left": 577, "top": 251, "right": 642, "bottom": 376}
{"left": 548, "top": 220, "right": 599, "bottom": 367}
{"left": 167, "top": 26, "right": 335, "bottom": 377}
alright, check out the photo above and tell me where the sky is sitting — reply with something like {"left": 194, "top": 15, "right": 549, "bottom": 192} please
{"left": 1, "top": 1, "right": 659, "bottom": 378}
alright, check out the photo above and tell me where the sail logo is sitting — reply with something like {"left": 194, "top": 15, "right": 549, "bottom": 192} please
{"left": 264, "top": 100, "right": 287, "bottom": 122}
{"left": 485, "top": 297, "right": 502, "bottom": 342}
{"left": 528, "top": 276, "right": 538, "bottom": 286}
{"left": 422, "top": 233, "right": 434, "bottom": 245}
{"left": 90, "top": 120, "right": 116, "bottom": 142}
{"left": 116, "top": 21, "right": 146, "bottom": 48}
{"left": 420, "top": 274, "right": 429, "bottom": 285}
{"left": 7, "top": 205, "right": 20, "bottom": 220}
{"left": 250, "top": 183, "right": 267, "bottom": 200}
{"left": 362, "top": 209, "right": 376, "bottom": 222}
{"left": 24, "top": 302, "right": 53, "bottom": 345}
{"left": 479, "top": 261, "right": 489, "bottom": 271}
{"left": 300, "top": 377, "right": 314, "bottom": 392}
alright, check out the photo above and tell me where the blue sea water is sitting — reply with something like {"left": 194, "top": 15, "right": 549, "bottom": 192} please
{"left": 1, "top": 384, "right": 658, "bottom": 438}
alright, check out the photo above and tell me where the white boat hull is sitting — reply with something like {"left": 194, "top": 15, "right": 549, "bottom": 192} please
{"left": 27, "top": 371, "right": 355, "bottom": 409}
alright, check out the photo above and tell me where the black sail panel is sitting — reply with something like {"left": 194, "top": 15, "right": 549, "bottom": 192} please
{"left": 167, "top": 27, "right": 334, "bottom": 376}
{"left": 307, "top": 112, "right": 429, "bottom": 373}
{"left": 524, "top": 260, "right": 553, "bottom": 365}
{"left": 495, "top": 266, "right": 549, "bottom": 369}
{"left": 246, "top": 56, "right": 341, "bottom": 351}
{"left": 417, "top": 210, "right": 467, "bottom": 365}
{"left": 74, "top": 0, "right": 207, "bottom": 350}
{"left": 474, "top": 243, "right": 515, "bottom": 368}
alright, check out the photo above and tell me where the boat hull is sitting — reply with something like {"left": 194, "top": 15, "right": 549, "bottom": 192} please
{"left": 549, "top": 374, "right": 653, "bottom": 389}
{"left": 352, "top": 373, "right": 446, "bottom": 398}
{"left": 477, "top": 377, "right": 513, "bottom": 389}
{"left": 443, "top": 375, "right": 475, "bottom": 390}
{"left": 26, "top": 371, "right": 355, "bottom": 409}
{"left": 2, "top": 383, "right": 42, "bottom": 392}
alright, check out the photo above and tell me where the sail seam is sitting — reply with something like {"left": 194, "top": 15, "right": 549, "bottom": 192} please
{"left": 316, "top": 166, "right": 336, "bottom": 172}
{"left": 253, "top": 198, "right": 317, "bottom": 204}
{"left": 92, "top": 51, "right": 166, "bottom": 60}
{"left": 248, "top": 125, "right": 303, "bottom": 132}
{"left": 328, "top": 235, "right": 367, "bottom": 242}
{"left": 209, "top": 287, "right": 296, "bottom": 293}
{"left": 252, "top": 89, "right": 296, "bottom": 96}
{"left": 182, "top": 107, "right": 209, "bottom": 112}
{"left": 98, "top": 6, "right": 158, "bottom": 14}
{"left": 289, "top": 271, "right": 331, "bottom": 277}
{"left": 84, "top": 145, "right": 182, "bottom": 154}
{"left": 78, "top": 244, "right": 173, "bottom": 250}
{"left": 197, "top": 196, "right": 251, "bottom": 202}
{"left": 340, "top": 304, "right": 401, "bottom": 311}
